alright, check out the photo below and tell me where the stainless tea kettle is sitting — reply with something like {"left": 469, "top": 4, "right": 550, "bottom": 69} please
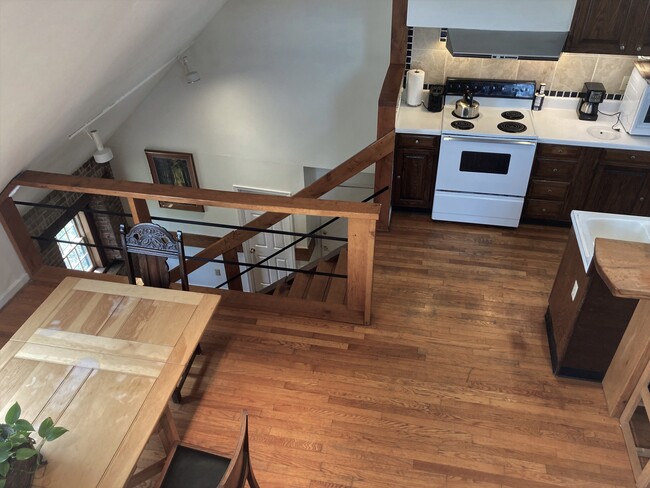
{"left": 453, "top": 90, "right": 480, "bottom": 119}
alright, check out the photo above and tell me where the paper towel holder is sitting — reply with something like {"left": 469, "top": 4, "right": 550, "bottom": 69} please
{"left": 406, "top": 69, "right": 425, "bottom": 107}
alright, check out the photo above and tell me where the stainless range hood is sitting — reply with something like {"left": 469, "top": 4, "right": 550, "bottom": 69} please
{"left": 407, "top": 0, "right": 576, "bottom": 61}
{"left": 446, "top": 29, "right": 568, "bottom": 61}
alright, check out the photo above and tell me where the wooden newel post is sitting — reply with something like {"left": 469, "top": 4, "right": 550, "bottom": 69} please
{"left": 347, "top": 217, "right": 376, "bottom": 325}
{"left": 0, "top": 197, "right": 43, "bottom": 276}
{"left": 127, "top": 198, "right": 151, "bottom": 224}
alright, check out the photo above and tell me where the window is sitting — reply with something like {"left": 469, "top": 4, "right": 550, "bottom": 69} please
{"left": 55, "top": 217, "right": 95, "bottom": 271}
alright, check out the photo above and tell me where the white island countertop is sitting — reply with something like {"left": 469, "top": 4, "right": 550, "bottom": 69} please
{"left": 396, "top": 93, "right": 650, "bottom": 152}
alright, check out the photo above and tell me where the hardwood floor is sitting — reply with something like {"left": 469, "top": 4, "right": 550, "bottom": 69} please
{"left": 0, "top": 212, "right": 635, "bottom": 487}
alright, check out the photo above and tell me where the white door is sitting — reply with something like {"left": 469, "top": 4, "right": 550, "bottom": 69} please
{"left": 235, "top": 187, "right": 297, "bottom": 292}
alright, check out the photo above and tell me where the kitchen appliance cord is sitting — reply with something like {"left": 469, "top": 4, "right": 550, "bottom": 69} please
{"left": 597, "top": 110, "right": 622, "bottom": 131}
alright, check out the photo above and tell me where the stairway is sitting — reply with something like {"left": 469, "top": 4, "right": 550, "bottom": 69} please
{"left": 261, "top": 245, "right": 348, "bottom": 305}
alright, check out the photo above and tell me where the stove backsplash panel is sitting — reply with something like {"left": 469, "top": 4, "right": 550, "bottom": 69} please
{"left": 409, "top": 27, "right": 635, "bottom": 99}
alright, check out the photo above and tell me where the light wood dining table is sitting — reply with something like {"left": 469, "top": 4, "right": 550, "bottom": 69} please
{"left": 0, "top": 277, "right": 220, "bottom": 487}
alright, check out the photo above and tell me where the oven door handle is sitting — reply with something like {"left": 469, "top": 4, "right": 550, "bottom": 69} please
{"left": 442, "top": 135, "right": 537, "bottom": 146}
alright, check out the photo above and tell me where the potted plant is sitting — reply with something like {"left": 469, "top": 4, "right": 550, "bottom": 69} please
{"left": 0, "top": 402, "right": 68, "bottom": 488}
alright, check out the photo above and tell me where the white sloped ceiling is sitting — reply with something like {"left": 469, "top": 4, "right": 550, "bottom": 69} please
{"left": 0, "top": 0, "right": 228, "bottom": 190}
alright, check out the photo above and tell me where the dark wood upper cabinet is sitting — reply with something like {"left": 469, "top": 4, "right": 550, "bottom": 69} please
{"left": 565, "top": 0, "right": 650, "bottom": 55}
{"left": 392, "top": 135, "right": 439, "bottom": 211}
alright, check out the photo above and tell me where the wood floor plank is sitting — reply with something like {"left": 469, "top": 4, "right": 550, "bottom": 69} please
{"left": 0, "top": 213, "right": 635, "bottom": 487}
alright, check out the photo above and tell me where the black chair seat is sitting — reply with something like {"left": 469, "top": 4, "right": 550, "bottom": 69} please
{"left": 160, "top": 445, "right": 231, "bottom": 488}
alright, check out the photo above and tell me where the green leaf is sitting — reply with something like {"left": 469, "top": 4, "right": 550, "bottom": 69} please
{"left": 0, "top": 451, "right": 11, "bottom": 464}
{"left": 0, "top": 478, "right": 6, "bottom": 488}
{"left": 37, "top": 418, "right": 54, "bottom": 438}
{"left": 8, "top": 434, "right": 29, "bottom": 447}
{"left": 45, "top": 426, "right": 68, "bottom": 442}
{"left": 4, "top": 404, "right": 20, "bottom": 425}
{"left": 12, "top": 420, "right": 34, "bottom": 433}
{"left": 0, "top": 461, "right": 8, "bottom": 477}
{"left": 14, "top": 448, "right": 37, "bottom": 461}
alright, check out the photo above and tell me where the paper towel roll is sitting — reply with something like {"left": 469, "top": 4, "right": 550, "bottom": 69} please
{"left": 406, "top": 69, "right": 425, "bottom": 107}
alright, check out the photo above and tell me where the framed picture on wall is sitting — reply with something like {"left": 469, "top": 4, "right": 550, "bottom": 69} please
{"left": 145, "top": 149, "right": 205, "bottom": 212}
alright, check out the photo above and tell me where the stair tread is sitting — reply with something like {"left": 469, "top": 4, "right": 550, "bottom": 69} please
{"left": 306, "top": 260, "right": 335, "bottom": 302}
{"left": 326, "top": 247, "right": 347, "bottom": 304}
{"left": 288, "top": 271, "right": 311, "bottom": 299}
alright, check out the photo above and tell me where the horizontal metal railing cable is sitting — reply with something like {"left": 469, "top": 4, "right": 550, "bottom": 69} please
{"left": 214, "top": 186, "right": 388, "bottom": 289}
{"left": 13, "top": 201, "right": 347, "bottom": 242}
{"left": 30, "top": 235, "right": 345, "bottom": 279}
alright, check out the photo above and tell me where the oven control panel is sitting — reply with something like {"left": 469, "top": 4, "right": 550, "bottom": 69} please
{"left": 445, "top": 79, "right": 536, "bottom": 100}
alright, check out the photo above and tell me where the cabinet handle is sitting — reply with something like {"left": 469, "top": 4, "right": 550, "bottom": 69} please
{"left": 397, "top": 175, "right": 401, "bottom": 179}
{"left": 620, "top": 44, "right": 626, "bottom": 51}
{"left": 630, "top": 155, "right": 636, "bottom": 160}
{"left": 641, "top": 197, "right": 646, "bottom": 202}
{"left": 547, "top": 189, "right": 553, "bottom": 194}
{"left": 541, "top": 208, "right": 547, "bottom": 212}
{"left": 638, "top": 46, "right": 643, "bottom": 52}
{"left": 415, "top": 139, "right": 420, "bottom": 144}
{"left": 552, "top": 168, "right": 559, "bottom": 173}
{"left": 556, "top": 149, "right": 564, "bottom": 154}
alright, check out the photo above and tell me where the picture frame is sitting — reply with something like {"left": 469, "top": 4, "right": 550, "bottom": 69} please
{"left": 145, "top": 149, "right": 204, "bottom": 212}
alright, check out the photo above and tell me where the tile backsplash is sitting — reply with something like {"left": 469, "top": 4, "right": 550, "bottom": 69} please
{"left": 409, "top": 27, "right": 637, "bottom": 96}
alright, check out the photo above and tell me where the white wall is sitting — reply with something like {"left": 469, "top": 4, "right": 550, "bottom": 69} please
{"left": 109, "top": 0, "right": 392, "bottom": 237}
{"left": 0, "top": 0, "right": 227, "bottom": 307}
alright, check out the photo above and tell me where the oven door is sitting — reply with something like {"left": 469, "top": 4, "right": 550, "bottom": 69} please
{"left": 436, "top": 135, "right": 537, "bottom": 196}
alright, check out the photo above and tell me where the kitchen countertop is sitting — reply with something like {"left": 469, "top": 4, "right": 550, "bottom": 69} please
{"left": 396, "top": 92, "right": 650, "bottom": 152}
{"left": 594, "top": 238, "right": 650, "bottom": 300}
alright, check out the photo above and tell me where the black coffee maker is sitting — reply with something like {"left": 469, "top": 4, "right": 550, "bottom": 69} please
{"left": 577, "top": 82, "right": 606, "bottom": 121}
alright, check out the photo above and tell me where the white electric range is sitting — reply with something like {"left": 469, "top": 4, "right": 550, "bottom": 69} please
{"left": 432, "top": 79, "right": 538, "bottom": 228}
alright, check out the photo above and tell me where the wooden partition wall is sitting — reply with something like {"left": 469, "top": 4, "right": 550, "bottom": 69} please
{"left": 0, "top": 133, "right": 394, "bottom": 325}
{"left": 374, "top": 0, "right": 408, "bottom": 230}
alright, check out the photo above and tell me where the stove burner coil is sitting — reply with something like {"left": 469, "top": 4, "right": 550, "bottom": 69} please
{"left": 501, "top": 110, "right": 525, "bottom": 120}
{"left": 497, "top": 121, "right": 527, "bottom": 133}
{"left": 451, "top": 120, "right": 475, "bottom": 130}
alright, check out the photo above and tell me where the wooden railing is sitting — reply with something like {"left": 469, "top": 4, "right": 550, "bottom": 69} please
{"left": 374, "top": 0, "right": 407, "bottom": 230}
{"left": 0, "top": 132, "right": 394, "bottom": 325}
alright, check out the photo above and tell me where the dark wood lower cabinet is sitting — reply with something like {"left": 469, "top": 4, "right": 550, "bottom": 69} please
{"left": 392, "top": 134, "right": 439, "bottom": 211}
{"left": 546, "top": 228, "right": 638, "bottom": 380}
{"left": 524, "top": 144, "right": 650, "bottom": 222}
{"left": 585, "top": 157, "right": 650, "bottom": 216}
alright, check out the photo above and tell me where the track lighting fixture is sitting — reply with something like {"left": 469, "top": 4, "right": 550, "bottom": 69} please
{"left": 180, "top": 56, "right": 200, "bottom": 84}
{"left": 86, "top": 129, "right": 113, "bottom": 164}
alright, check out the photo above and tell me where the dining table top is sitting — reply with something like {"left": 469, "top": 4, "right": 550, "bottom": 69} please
{"left": 0, "top": 277, "right": 220, "bottom": 487}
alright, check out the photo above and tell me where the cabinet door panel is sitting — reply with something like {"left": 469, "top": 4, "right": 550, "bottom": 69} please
{"left": 392, "top": 148, "right": 435, "bottom": 209}
{"left": 586, "top": 164, "right": 650, "bottom": 215}
{"left": 630, "top": 0, "right": 650, "bottom": 55}
{"left": 565, "top": 0, "right": 635, "bottom": 54}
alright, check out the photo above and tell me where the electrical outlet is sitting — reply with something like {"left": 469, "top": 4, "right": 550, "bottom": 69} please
{"left": 571, "top": 280, "right": 579, "bottom": 301}
{"left": 620, "top": 75, "right": 630, "bottom": 91}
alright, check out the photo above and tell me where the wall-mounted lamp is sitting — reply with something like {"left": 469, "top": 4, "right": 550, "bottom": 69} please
{"left": 86, "top": 129, "right": 113, "bottom": 163}
{"left": 180, "top": 55, "right": 200, "bottom": 84}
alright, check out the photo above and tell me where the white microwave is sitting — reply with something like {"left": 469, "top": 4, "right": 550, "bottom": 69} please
{"left": 620, "top": 62, "right": 650, "bottom": 137}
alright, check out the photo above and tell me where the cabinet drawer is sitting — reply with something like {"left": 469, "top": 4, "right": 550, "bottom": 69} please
{"left": 524, "top": 199, "right": 564, "bottom": 219}
{"left": 537, "top": 144, "right": 581, "bottom": 160}
{"left": 397, "top": 134, "right": 438, "bottom": 149}
{"left": 601, "top": 149, "right": 650, "bottom": 165}
{"left": 533, "top": 159, "right": 577, "bottom": 180}
{"left": 528, "top": 180, "right": 570, "bottom": 201}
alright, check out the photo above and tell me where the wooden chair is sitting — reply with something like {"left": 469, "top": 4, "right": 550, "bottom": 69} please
{"left": 120, "top": 222, "right": 200, "bottom": 403}
{"left": 156, "top": 410, "right": 260, "bottom": 488}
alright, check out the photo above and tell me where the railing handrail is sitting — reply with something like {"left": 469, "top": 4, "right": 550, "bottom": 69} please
{"left": 10, "top": 170, "right": 380, "bottom": 220}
